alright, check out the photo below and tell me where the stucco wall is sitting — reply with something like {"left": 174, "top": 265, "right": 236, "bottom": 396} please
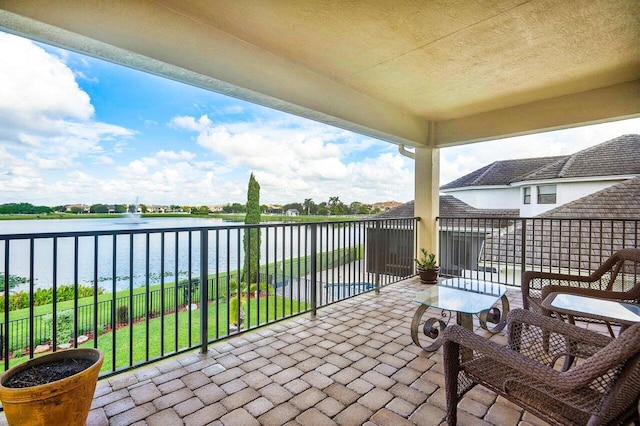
{"left": 518, "top": 180, "right": 624, "bottom": 216}
{"left": 444, "top": 187, "right": 519, "bottom": 210}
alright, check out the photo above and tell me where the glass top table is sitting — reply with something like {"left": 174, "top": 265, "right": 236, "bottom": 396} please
{"left": 411, "top": 278, "right": 509, "bottom": 351}
{"left": 542, "top": 292, "right": 640, "bottom": 334}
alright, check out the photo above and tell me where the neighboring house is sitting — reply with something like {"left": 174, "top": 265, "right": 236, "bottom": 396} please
{"left": 371, "top": 201, "right": 403, "bottom": 212}
{"left": 286, "top": 209, "right": 299, "bottom": 216}
{"left": 441, "top": 134, "right": 640, "bottom": 216}
{"left": 483, "top": 175, "right": 640, "bottom": 273}
{"left": 374, "top": 134, "right": 640, "bottom": 280}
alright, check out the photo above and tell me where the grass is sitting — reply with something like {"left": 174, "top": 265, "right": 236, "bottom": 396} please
{"left": 207, "top": 213, "right": 361, "bottom": 222}
{"left": 9, "top": 295, "right": 308, "bottom": 373}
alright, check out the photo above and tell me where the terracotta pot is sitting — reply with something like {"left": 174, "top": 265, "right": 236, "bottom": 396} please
{"left": 0, "top": 348, "right": 103, "bottom": 426}
{"left": 417, "top": 266, "right": 440, "bottom": 284}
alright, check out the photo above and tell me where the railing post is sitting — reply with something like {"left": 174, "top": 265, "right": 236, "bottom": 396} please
{"left": 375, "top": 220, "right": 381, "bottom": 294}
{"left": 310, "top": 224, "right": 317, "bottom": 317}
{"left": 200, "top": 229, "right": 209, "bottom": 354}
{"left": 520, "top": 218, "right": 527, "bottom": 279}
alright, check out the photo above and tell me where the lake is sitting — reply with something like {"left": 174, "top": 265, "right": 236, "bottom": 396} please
{"left": 0, "top": 217, "right": 354, "bottom": 292}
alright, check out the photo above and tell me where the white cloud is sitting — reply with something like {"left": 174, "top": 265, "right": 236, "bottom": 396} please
{"left": 0, "top": 33, "right": 139, "bottom": 204}
{"left": 95, "top": 156, "right": 115, "bottom": 165}
{"left": 155, "top": 150, "right": 196, "bottom": 161}
{"left": 169, "top": 115, "right": 212, "bottom": 132}
{"left": 0, "top": 33, "right": 133, "bottom": 157}
{"left": 170, "top": 113, "right": 415, "bottom": 203}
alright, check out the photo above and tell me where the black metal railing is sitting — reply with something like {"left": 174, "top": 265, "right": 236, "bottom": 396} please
{"left": 0, "top": 217, "right": 417, "bottom": 375}
{"left": 438, "top": 216, "right": 639, "bottom": 285}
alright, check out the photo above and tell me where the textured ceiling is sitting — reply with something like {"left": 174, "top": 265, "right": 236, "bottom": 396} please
{"left": 1, "top": 0, "right": 639, "bottom": 147}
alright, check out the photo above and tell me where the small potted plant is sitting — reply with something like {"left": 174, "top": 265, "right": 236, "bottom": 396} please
{"left": 414, "top": 248, "right": 440, "bottom": 284}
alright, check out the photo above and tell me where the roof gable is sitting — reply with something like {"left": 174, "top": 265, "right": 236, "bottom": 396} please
{"left": 375, "top": 196, "right": 518, "bottom": 219}
{"left": 441, "top": 134, "right": 640, "bottom": 190}
{"left": 440, "top": 156, "right": 566, "bottom": 190}
{"left": 520, "top": 134, "right": 640, "bottom": 181}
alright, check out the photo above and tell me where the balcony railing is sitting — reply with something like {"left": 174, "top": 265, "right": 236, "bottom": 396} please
{"left": 438, "top": 216, "right": 639, "bottom": 285}
{"left": 0, "top": 217, "right": 417, "bottom": 376}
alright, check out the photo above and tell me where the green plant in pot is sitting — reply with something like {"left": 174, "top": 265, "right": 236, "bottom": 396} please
{"left": 414, "top": 248, "right": 440, "bottom": 284}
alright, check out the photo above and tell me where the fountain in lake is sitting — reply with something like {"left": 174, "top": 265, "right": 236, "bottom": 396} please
{"left": 121, "top": 197, "right": 146, "bottom": 225}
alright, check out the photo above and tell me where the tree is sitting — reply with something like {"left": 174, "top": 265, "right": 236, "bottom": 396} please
{"left": 282, "top": 203, "right": 303, "bottom": 213}
{"left": 303, "top": 198, "right": 314, "bottom": 215}
{"left": 243, "top": 173, "right": 261, "bottom": 284}
{"left": 327, "top": 196, "right": 347, "bottom": 215}
{"left": 115, "top": 204, "right": 127, "bottom": 213}
{"left": 192, "top": 205, "right": 210, "bottom": 215}
{"left": 90, "top": 204, "right": 108, "bottom": 213}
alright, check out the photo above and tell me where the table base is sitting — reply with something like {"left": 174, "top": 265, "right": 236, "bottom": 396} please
{"left": 410, "top": 295, "right": 509, "bottom": 352}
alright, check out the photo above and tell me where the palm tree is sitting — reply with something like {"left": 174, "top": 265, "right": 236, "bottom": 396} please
{"left": 303, "top": 198, "right": 313, "bottom": 215}
{"left": 224, "top": 280, "right": 271, "bottom": 329}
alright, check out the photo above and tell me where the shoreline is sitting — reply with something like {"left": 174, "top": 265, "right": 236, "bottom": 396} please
{"left": 0, "top": 213, "right": 362, "bottom": 222}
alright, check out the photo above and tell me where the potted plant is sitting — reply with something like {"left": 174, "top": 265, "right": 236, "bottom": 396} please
{"left": 414, "top": 248, "right": 440, "bottom": 284}
{"left": 0, "top": 348, "right": 104, "bottom": 426}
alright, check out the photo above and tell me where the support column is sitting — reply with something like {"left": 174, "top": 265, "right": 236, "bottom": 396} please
{"left": 414, "top": 144, "right": 440, "bottom": 256}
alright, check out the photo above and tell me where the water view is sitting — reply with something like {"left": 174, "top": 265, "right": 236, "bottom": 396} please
{"left": 0, "top": 217, "right": 358, "bottom": 292}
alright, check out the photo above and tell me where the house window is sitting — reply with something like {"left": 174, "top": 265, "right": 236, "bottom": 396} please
{"left": 537, "top": 185, "right": 557, "bottom": 204}
{"left": 523, "top": 187, "right": 531, "bottom": 204}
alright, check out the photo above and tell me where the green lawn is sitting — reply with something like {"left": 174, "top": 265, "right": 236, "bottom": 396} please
{"left": 9, "top": 295, "right": 308, "bottom": 372}
{"left": 3, "top": 244, "right": 361, "bottom": 351}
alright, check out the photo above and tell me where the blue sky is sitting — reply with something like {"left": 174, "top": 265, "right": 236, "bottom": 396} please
{"left": 1, "top": 31, "right": 639, "bottom": 207}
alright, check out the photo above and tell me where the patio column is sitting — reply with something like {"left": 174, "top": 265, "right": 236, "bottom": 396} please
{"left": 414, "top": 145, "right": 440, "bottom": 256}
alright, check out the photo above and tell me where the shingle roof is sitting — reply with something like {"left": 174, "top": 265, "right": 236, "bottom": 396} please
{"left": 519, "top": 134, "right": 640, "bottom": 181}
{"left": 440, "top": 157, "right": 566, "bottom": 190}
{"left": 540, "top": 175, "right": 640, "bottom": 219}
{"left": 482, "top": 178, "right": 640, "bottom": 272}
{"left": 374, "top": 196, "right": 519, "bottom": 219}
{"left": 440, "top": 134, "right": 640, "bottom": 190}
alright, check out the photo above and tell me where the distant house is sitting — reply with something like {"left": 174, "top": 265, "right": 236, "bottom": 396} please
{"left": 286, "top": 209, "right": 299, "bottom": 216}
{"left": 371, "top": 201, "right": 403, "bottom": 212}
{"left": 441, "top": 134, "right": 640, "bottom": 216}
{"left": 65, "top": 204, "right": 90, "bottom": 214}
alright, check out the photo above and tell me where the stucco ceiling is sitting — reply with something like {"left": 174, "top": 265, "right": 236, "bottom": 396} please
{"left": 1, "top": 0, "right": 639, "bottom": 148}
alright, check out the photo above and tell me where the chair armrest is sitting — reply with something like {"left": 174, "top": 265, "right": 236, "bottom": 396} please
{"left": 443, "top": 324, "right": 572, "bottom": 389}
{"left": 507, "top": 309, "right": 612, "bottom": 348}
{"left": 540, "top": 285, "right": 640, "bottom": 303}
{"left": 522, "top": 270, "right": 595, "bottom": 284}
{"left": 443, "top": 309, "right": 636, "bottom": 391}
{"left": 521, "top": 270, "right": 606, "bottom": 310}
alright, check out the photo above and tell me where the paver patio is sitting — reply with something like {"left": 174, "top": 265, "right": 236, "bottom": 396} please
{"left": 0, "top": 278, "right": 564, "bottom": 425}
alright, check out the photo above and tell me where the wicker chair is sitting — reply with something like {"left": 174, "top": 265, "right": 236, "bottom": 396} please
{"left": 443, "top": 309, "right": 640, "bottom": 426}
{"left": 521, "top": 248, "right": 640, "bottom": 323}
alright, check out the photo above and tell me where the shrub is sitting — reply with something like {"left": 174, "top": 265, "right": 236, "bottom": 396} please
{"left": 116, "top": 305, "right": 129, "bottom": 325}
{"left": 42, "top": 309, "right": 74, "bottom": 346}
{"left": 0, "top": 285, "right": 104, "bottom": 312}
{"left": 33, "top": 288, "right": 53, "bottom": 306}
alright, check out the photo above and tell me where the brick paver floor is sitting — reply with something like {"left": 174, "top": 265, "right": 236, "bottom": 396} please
{"left": 1, "top": 278, "right": 559, "bottom": 425}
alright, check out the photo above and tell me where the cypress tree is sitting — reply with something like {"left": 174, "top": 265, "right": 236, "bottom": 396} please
{"left": 243, "top": 173, "right": 261, "bottom": 283}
